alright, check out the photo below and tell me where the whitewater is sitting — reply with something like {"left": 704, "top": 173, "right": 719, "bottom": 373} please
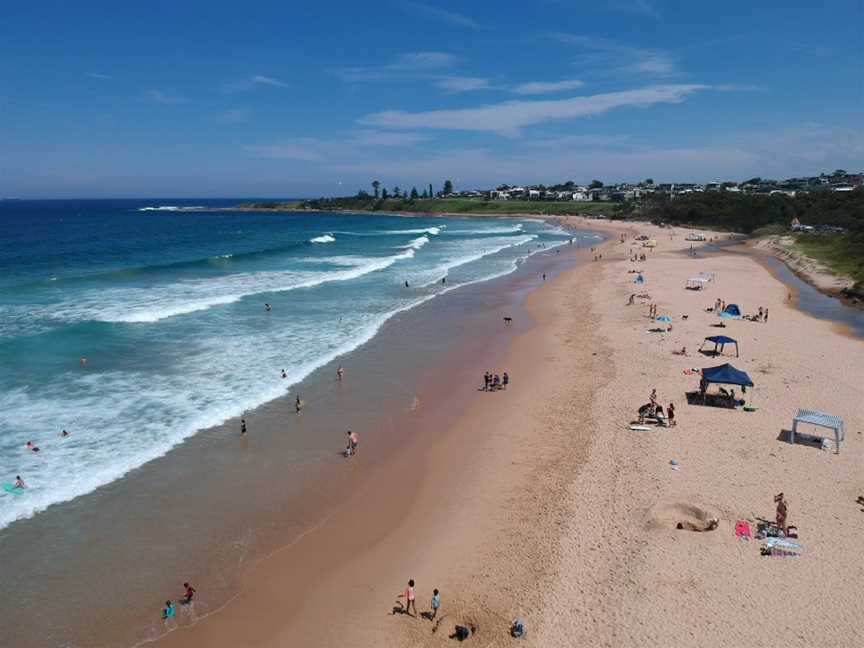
{"left": 0, "top": 203, "right": 584, "bottom": 529}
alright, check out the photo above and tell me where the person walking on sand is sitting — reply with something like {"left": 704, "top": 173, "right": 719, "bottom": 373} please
{"left": 337, "top": 365, "right": 344, "bottom": 381}
{"left": 240, "top": 419, "right": 247, "bottom": 435}
{"left": 764, "top": 307, "right": 769, "bottom": 322}
{"left": 295, "top": 396, "right": 302, "bottom": 414}
{"left": 401, "top": 579, "right": 417, "bottom": 616}
{"left": 483, "top": 371, "right": 490, "bottom": 391}
{"left": 346, "top": 430, "right": 358, "bottom": 456}
{"left": 668, "top": 403, "right": 676, "bottom": 427}
{"left": 430, "top": 588, "right": 441, "bottom": 620}
{"left": 181, "top": 582, "right": 196, "bottom": 605}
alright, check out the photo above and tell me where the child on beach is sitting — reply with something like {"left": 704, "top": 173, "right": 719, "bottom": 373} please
{"left": 162, "top": 601, "right": 175, "bottom": 622}
{"left": 181, "top": 582, "right": 196, "bottom": 605}
{"left": 346, "top": 430, "right": 358, "bottom": 456}
{"left": 430, "top": 589, "right": 440, "bottom": 620}
{"left": 400, "top": 579, "right": 417, "bottom": 616}
{"left": 668, "top": 403, "right": 676, "bottom": 427}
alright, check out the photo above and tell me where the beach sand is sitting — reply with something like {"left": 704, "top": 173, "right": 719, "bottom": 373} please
{"left": 153, "top": 219, "right": 864, "bottom": 648}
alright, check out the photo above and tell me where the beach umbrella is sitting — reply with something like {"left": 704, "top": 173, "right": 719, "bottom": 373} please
{"left": 657, "top": 315, "right": 672, "bottom": 323}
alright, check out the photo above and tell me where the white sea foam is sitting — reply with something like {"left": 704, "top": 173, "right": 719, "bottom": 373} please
{"left": 399, "top": 235, "right": 430, "bottom": 251}
{"left": 310, "top": 234, "right": 335, "bottom": 243}
{"left": 448, "top": 223, "right": 524, "bottom": 235}
{"left": 137, "top": 205, "right": 206, "bottom": 212}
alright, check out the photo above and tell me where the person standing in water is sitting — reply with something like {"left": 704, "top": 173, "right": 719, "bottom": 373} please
{"left": 265, "top": 303, "right": 272, "bottom": 312}
{"left": 346, "top": 430, "right": 359, "bottom": 456}
{"left": 181, "top": 582, "right": 196, "bottom": 605}
{"left": 337, "top": 365, "right": 344, "bottom": 381}
{"left": 13, "top": 475, "right": 26, "bottom": 489}
{"left": 240, "top": 419, "right": 247, "bottom": 435}
{"left": 162, "top": 601, "right": 175, "bottom": 622}
{"left": 295, "top": 396, "right": 302, "bottom": 414}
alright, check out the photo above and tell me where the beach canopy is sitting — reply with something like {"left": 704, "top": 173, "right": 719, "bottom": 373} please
{"left": 723, "top": 304, "right": 741, "bottom": 316}
{"left": 635, "top": 274, "right": 645, "bottom": 284}
{"left": 656, "top": 315, "right": 672, "bottom": 323}
{"left": 700, "top": 335, "right": 739, "bottom": 357}
{"left": 698, "top": 271, "right": 716, "bottom": 281}
{"left": 701, "top": 363, "right": 753, "bottom": 387}
{"left": 790, "top": 409, "right": 845, "bottom": 454}
{"left": 686, "top": 277, "right": 709, "bottom": 290}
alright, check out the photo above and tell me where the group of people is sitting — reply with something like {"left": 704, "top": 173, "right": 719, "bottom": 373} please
{"left": 396, "top": 579, "right": 440, "bottom": 622}
{"left": 9, "top": 431, "right": 73, "bottom": 490}
{"left": 161, "top": 582, "right": 196, "bottom": 622}
{"left": 483, "top": 371, "right": 509, "bottom": 391}
{"left": 638, "top": 389, "right": 676, "bottom": 427}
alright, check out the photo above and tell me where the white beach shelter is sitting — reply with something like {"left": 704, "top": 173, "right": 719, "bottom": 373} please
{"left": 791, "top": 409, "right": 845, "bottom": 454}
{"left": 686, "top": 277, "right": 709, "bottom": 290}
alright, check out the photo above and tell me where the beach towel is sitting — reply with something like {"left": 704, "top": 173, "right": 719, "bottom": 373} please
{"left": 735, "top": 520, "right": 752, "bottom": 540}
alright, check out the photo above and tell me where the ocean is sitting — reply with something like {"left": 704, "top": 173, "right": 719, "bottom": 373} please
{"left": 0, "top": 199, "right": 584, "bottom": 531}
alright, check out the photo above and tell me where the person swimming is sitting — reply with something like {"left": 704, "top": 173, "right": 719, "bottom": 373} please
{"left": 281, "top": 369, "right": 287, "bottom": 379}
{"left": 265, "top": 303, "right": 272, "bottom": 312}
{"left": 25, "top": 441, "right": 39, "bottom": 452}
{"left": 60, "top": 429, "right": 70, "bottom": 438}
{"left": 13, "top": 475, "right": 26, "bottom": 489}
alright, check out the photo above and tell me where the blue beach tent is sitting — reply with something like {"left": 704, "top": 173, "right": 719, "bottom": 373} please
{"left": 700, "top": 363, "right": 754, "bottom": 387}
{"left": 722, "top": 304, "right": 741, "bottom": 317}
{"left": 700, "top": 335, "right": 739, "bottom": 357}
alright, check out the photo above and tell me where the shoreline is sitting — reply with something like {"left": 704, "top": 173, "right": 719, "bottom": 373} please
{"left": 0, "top": 216, "right": 601, "bottom": 648}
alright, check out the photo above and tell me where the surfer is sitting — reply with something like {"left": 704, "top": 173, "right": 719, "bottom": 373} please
{"left": 181, "top": 582, "right": 196, "bottom": 605}
{"left": 404, "top": 280, "right": 410, "bottom": 288}
{"left": 60, "top": 429, "right": 70, "bottom": 438}
{"left": 265, "top": 303, "right": 272, "bottom": 312}
{"left": 80, "top": 357, "right": 88, "bottom": 366}
{"left": 13, "top": 475, "right": 26, "bottom": 489}
{"left": 25, "top": 441, "right": 40, "bottom": 452}
{"left": 295, "top": 396, "right": 302, "bottom": 414}
{"left": 240, "top": 419, "right": 247, "bottom": 435}
{"left": 336, "top": 365, "right": 344, "bottom": 381}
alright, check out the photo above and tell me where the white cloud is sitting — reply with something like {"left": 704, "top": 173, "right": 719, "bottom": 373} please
{"left": 246, "top": 130, "right": 429, "bottom": 160}
{"left": 401, "top": 2, "right": 482, "bottom": 29}
{"left": 86, "top": 72, "right": 113, "bottom": 81}
{"left": 554, "top": 33, "right": 678, "bottom": 78}
{"left": 434, "top": 76, "right": 493, "bottom": 93}
{"left": 359, "top": 84, "right": 708, "bottom": 136}
{"left": 332, "top": 51, "right": 459, "bottom": 82}
{"left": 251, "top": 74, "right": 290, "bottom": 88}
{"left": 512, "top": 79, "right": 584, "bottom": 95}
{"left": 147, "top": 90, "right": 186, "bottom": 105}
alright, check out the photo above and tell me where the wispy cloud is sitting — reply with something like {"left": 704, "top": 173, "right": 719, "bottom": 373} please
{"left": 554, "top": 33, "right": 678, "bottom": 78}
{"left": 332, "top": 51, "right": 460, "bottom": 82}
{"left": 400, "top": 1, "right": 482, "bottom": 29}
{"left": 512, "top": 79, "right": 584, "bottom": 95}
{"left": 147, "top": 90, "right": 186, "bottom": 105}
{"left": 434, "top": 76, "right": 493, "bottom": 93}
{"left": 246, "top": 130, "right": 429, "bottom": 161}
{"left": 251, "top": 74, "right": 290, "bottom": 88}
{"left": 220, "top": 108, "right": 251, "bottom": 123}
{"left": 359, "top": 84, "right": 707, "bottom": 136}
{"left": 86, "top": 72, "right": 113, "bottom": 81}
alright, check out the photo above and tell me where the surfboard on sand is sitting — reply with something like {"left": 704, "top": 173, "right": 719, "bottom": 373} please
{"left": 629, "top": 425, "right": 652, "bottom": 431}
{"left": 3, "top": 483, "right": 24, "bottom": 495}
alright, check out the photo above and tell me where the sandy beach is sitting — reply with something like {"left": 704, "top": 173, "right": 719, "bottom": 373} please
{"left": 150, "top": 218, "right": 863, "bottom": 648}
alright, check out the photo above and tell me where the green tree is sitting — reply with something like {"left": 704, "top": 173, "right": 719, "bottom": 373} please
{"left": 589, "top": 179, "right": 604, "bottom": 189}
{"left": 410, "top": 186, "right": 419, "bottom": 199}
{"left": 371, "top": 180, "right": 381, "bottom": 198}
{"left": 645, "top": 178, "right": 654, "bottom": 185}
{"left": 393, "top": 186, "right": 401, "bottom": 197}
{"left": 443, "top": 180, "right": 454, "bottom": 194}
{"left": 429, "top": 183, "right": 434, "bottom": 198}
{"left": 382, "top": 187, "right": 389, "bottom": 199}
{"left": 421, "top": 188, "right": 429, "bottom": 198}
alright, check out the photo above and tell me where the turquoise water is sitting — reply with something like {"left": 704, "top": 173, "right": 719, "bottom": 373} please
{"left": 0, "top": 200, "right": 590, "bottom": 529}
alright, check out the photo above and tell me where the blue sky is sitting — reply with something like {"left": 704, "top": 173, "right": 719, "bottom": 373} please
{"left": 1, "top": 0, "right": 862, "bottom": 197}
